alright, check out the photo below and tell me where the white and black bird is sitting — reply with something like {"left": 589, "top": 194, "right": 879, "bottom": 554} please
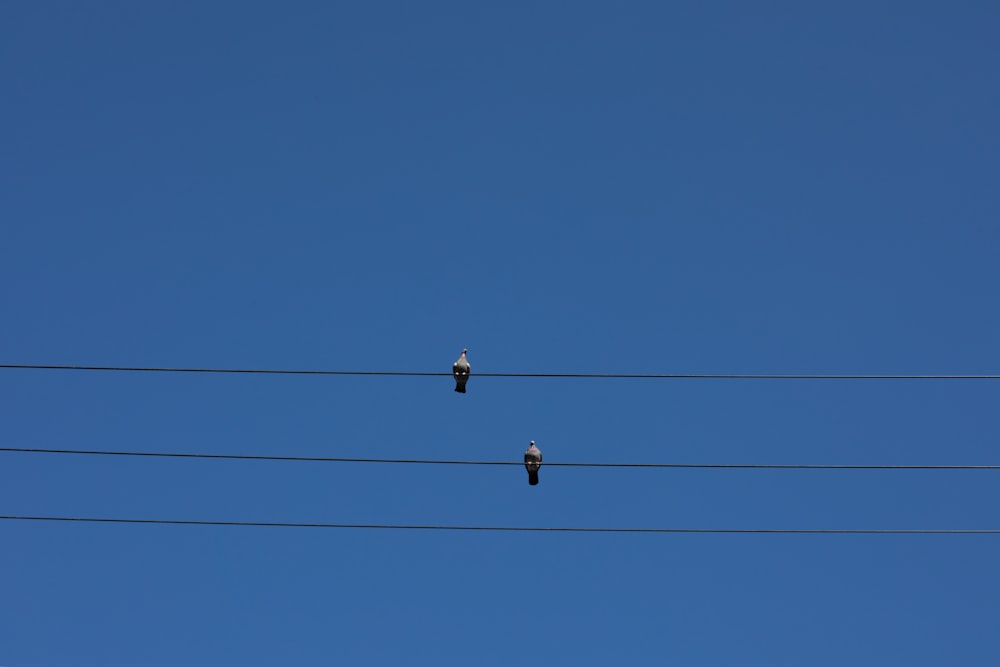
{"left": 524, "top": 441, "right": 542, "bottom": 486}
{"left": 452, "top": 348, "right": 470, "bottom": 393}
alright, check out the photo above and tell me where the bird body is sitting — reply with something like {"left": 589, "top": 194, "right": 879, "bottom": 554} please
{"left": 453, "top": 349, "right": 470, "bottom": 393}
{"left": 524, "top": 441, "right": 542, "bottom": 486}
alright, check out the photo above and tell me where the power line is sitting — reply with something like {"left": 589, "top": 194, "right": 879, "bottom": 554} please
{"left": 3, "top": 446, "right": 998, "bottom": 470}
{"left": 1, "top": 515, "right": 996, "bottom": 534}
{"left": 2, "top": 363, "right": 998, "bottom": 380}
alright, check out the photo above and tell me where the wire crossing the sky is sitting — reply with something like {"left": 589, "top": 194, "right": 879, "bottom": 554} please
{"left": 3, "top": 447, "right": 999, "bottom": 470}
{"left": 2, "top": 364, "right": 998, "bottom": 379}
{"left": 1, "top": 515, "right": 997, "bottom": 534}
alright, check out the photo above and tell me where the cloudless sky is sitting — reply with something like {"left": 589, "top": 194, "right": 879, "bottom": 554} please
{"left": 2, "top": 1, "right": 999, "bottom": 665}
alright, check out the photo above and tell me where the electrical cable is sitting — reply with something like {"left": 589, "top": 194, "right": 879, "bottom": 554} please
{"left": 1, "top": 515, "right": 996, "bottom": 534}
{"left": 2, "top": 364, "right": 998, "bottom": 379}
{"left": 2, "top": 446, "right": 998, "bottom": 470}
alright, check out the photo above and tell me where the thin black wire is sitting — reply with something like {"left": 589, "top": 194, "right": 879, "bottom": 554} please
{"left": 2, "top": 364, "right": 998, "bottom": 379}
{"left": 2, "top": 447, "right": 998, "bottom": 470}
{"left": 1, "top": 515, "right": 996, "bottom": 534}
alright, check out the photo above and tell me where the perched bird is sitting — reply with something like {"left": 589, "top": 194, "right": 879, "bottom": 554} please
{"left": 453, "top": 348, "right": 470, "bottom": 393}
{"left": 524, "top": 441, "right": 542, "bottom": 486}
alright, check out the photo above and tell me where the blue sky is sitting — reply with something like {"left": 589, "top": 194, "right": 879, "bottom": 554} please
{"left": 2, "top": 1, "right": 999, "bottom": 665}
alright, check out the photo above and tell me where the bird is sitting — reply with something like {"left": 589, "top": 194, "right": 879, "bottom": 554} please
{"left": 452, "top": 348, "right": 470, "bottom": 393}
{"left": 524, "top": 441, "right": 542, "bottom": 486}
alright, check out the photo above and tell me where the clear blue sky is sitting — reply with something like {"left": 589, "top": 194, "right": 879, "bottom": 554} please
{"left": 2, "top": 2, "right": 999, "bottom": 665}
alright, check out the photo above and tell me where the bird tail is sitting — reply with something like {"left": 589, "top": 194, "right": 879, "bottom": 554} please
{"left": 454, "top": 384, "right": 466, "bottom": 393}
{"left": 528, "top": 471, "right": 539, "bottom": 486}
